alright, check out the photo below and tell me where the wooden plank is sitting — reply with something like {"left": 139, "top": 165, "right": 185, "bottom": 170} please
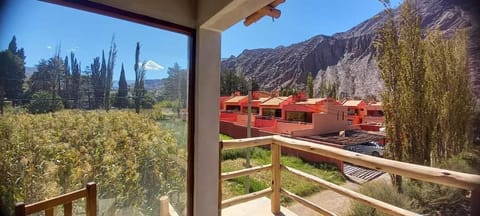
{"left": 283, "top": 166, "right": 418, "bottom": 216}
{"left": 271, "top": 143, "right": 281, "bottom": 214}
{"left": 63, "top": 202, "right": 73, "bottom": 216}
{"left": 24, "top": 189, "right": 87, "bottom": 214}
{"left": 86, "top": 182, "right": 97, "bottom": 216}
{"left": 244, "top": 0, "right": 285, "bottom": 26}
{"left": 221, "top": 164, "right": 272, "bottom": 180}
{"left": 45, "top": 208, "right": 54, "bottom": 216}
{"left": 273, "top": 135, "right": 480, "bottom": 190}
{"left": 221, "top": 188, "right": 272, "bottom": 209}
{"left": 222, "top": 136, "right": 273, "bottom": 150}
{"left": 281, "top": 189, "right": 337, "bottom": 216}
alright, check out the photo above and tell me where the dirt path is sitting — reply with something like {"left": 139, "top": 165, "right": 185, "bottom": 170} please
{"left": 287, "top": 174, "right": 391, "bottom": 216}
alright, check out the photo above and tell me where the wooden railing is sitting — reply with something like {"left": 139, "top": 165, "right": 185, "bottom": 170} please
{"left": 15, "top": 182, "right": 96, "bottom": 216}
{"left": 220, "top": 135, "right": 480, "bottom": 216}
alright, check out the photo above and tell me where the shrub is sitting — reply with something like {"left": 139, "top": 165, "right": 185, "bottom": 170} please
{"left": 26, "top": 91, "right": 63, "bottom": 114}
{"left": 403, "top": 152, "right": 478, "bottom": 215}
{"left": 0, "top": 110, "right": 184, "bottom": 215}
{"left": 348, "top": 181, "right": 412, "bottom": 216}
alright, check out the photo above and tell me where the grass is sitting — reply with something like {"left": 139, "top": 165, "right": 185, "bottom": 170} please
{"left": 221, "top": 147, "right": 345, "bottom": 204}
{"left": 219, "top": 133, "right": 234, "bottom": 140}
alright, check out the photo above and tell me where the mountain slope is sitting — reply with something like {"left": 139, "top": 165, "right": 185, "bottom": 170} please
{"left": 221, "top": 0, "right": 480, "bottom": 98}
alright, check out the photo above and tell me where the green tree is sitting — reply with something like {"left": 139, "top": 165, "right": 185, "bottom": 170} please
{"left": 70, "top": 52, "right": 81, "bottom": 108}
{"left": 424, "top": 31, "right": 473, "bottom": 165}
{"left": 306, "top": 72, "right": 313, "bottom": 98}
{"left": 90, "top": 56, "right": 102, "bottom": 109}
{"left": 376, "top": 1, "right": 423, "bottom": 190}
{"left": 105, "top": 36, "right": 117, "bottom": 111}
{"left": 0, "top": 36, "right": 25, "bottom": 107}
{"left": 163, "top": 63, "right": 188, "bottom": 108}
{"left": 134, "top": 42, "right": 146, "bottom": 114}
{"left": 220, "top": 70, "right": 240, "bottom": 96}
{"left": 376, "top": 1, "right": 473, "bottom": 191}
{"left": 0, "top": 51, "right": 24, "bottom": 105}
{"left": 62, "top": 55, "right": 71, "bottom": 108}
{"left": 26, "top": 91, "right": 63, "bottom": 114}
{"left": 115, "top": 63, "right": 129, "bottom": 109}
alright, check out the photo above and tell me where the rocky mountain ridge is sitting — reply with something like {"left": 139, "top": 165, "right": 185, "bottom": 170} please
{"left": 221, "top": 0, "right": 480, "bottom": 98}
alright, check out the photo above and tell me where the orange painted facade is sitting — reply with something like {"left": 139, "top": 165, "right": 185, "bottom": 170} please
{"left": 342, "top": 100, "right": 367, "bottom": 126}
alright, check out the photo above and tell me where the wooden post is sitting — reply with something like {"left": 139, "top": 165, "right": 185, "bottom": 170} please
{"left": 159, "top": 196, "right": 170, "bottom": 216}
{"left": 472, "top": 189, "right": 480, "bottom": 216}
{"left": 64, "top": 202, "right": 73, "bottom": 216}
{"left": 15, "top": 202, "right": 25, "bottom": 216}
{"left": 86, "top": 182, "right": 97, "bottom": 216}
{"left": 45, "top": 208, "right": 54, "bottom": 216}
{"left": 271, "top": 143, "right": 281, "bottom": 214}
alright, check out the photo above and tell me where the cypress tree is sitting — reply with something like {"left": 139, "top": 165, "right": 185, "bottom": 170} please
{"left": 116, "top": 63, "right": 128, "bottom": 109}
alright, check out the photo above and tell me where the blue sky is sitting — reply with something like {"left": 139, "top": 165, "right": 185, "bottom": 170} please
{"left": 0, "top": 0, "right": 402, "bottom": 80}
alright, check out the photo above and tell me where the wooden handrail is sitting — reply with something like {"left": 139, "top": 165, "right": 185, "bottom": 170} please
{"left": 221, "top": 188, "right": 272, "bottom": 209}
{"left": 15, "top": 182, "right": 96, "bottom": 216}
{"left": 221, "top": 164, "right": 272, "bottom": 180}
{"left": 273, "top": 135, "right": 480, "bottom": 190}
{"left": 283, "top": 166, "right": 418, "bottom": 216}
{"left": 281, "top": 188, "right": 336, "bottom": 216}
{"left": 219, "top": 136, "right": 480, "bottom": 215}
{"left": 221, "top": 136, "right": 272, "bottom": 150}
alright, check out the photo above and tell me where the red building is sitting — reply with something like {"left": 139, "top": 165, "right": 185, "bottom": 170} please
{"left": 342, "top": 100, "right": 367, "bottom": 126}
{"left": 283, "top": 97, "right": 342, "bottom": 123}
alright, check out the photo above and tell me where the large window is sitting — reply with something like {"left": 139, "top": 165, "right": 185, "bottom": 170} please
{"left": 0, "top": 1, "right": 192, "bottom": 215}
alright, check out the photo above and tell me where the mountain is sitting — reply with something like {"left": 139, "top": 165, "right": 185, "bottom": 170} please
{"left": 221, "top": 0, "right": 480, "bottom": 98}
{"left": 112, "top": 79, "right": 164, "bottom": 91}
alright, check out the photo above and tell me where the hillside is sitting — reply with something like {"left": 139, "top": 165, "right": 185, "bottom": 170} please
{"left": 221, "top": 0, "right": 480, "bottom": 98}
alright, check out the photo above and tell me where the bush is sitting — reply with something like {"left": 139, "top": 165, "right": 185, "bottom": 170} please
{"left": 403, "top": 152, "right": 478, "bottom": 215}
{"left": 26, "top": 91, "right": 63, "bottom": 114}
{"left": 348, "top": 181, "right": 412, "bottom": 216}
{"left": 0, "top": 110, "right": 185, "bottom": 215}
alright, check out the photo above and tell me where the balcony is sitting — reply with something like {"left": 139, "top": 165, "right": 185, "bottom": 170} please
{"left": 220, "top": 135, "right": 480, "bottom": 216}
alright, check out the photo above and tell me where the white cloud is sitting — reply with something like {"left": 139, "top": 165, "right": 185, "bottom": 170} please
{"left": 47, "top": 45, "right": 52, "bottom": 49}
{"left": 142, "top": 60, "right": 164, "bottom": 71}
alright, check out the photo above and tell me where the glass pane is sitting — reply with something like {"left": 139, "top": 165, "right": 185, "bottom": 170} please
{"left": 0, "top": 1, "right": 189, "bottom": 215}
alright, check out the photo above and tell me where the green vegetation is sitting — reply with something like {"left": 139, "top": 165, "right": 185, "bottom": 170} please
{"left": 221, "top": 147, "right": 345, "bottom": 204}
{"left": 0, "top": 110, "right": 186, "bottom": 215}
{"left": 219, "top": 133, "right": 233, "bottom": 140}
{"left": 376, "top": 1, "right": 473, "bottom": 191}
{"left": 348, "top": 181, "right": 412, "bottom": 216}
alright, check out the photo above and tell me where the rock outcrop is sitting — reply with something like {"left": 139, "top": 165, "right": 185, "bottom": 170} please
{"left": 221, "top": 0, "right": 480, "bottom": 98}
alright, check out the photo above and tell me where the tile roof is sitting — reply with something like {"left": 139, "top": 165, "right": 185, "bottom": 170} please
{"left": 261, "top": 97, "right": 289, "bottom": 106}
{"left": 343, "top": 100, "right": 364, "bottom": 107}
{"left": 226, "top": 96, "right": 247, "bottom": 103}
{"left": 295, "top": 98, "right": 327, "bottom": 105}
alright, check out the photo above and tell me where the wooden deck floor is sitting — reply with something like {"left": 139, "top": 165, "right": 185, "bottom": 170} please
{"left": 222, "top": 197, "right": 297, "bottom": 216}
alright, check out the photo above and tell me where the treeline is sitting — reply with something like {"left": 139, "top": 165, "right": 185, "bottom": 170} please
{"left": 0, "top": 36, "right": 188, "bottom": 114}
{"left": 220, "top": 70, "right": 259, "bottom": 96}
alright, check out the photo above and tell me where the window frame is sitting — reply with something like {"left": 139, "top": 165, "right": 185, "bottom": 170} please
{"left": 40, "top": 1, "right": 196, "bottom": 215}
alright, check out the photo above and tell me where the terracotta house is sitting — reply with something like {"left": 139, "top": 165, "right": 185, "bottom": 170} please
{"left": 283, "top": 97, "right": 342, "bottom": 123}
{"left": 363, "top": 102, "right": 385, "bottom": 124}
{"left": 342, "top": 100, "right": 367, "bottom": 126}
{"left": 259, "top": 96, "right": 294, "bottom": 119}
